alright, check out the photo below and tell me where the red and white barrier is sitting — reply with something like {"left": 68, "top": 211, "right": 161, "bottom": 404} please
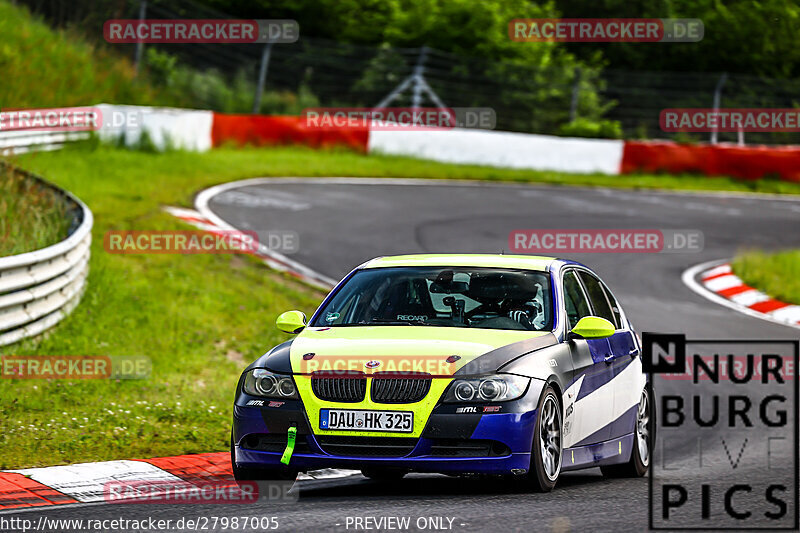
{"left": 211, "top": 114, "right": 368, "bottom": 151}
{"left": 6, "top": 104, "right": 800, "bottom": 182}
{"left": 208, "top": 113, "right": 800, "bottom": 181}
{"left": 622, "top": 140, "right": 800, "bottom": 183}
{"left": 368, "top": 128, "right": 625, "bottom": 175}
{"left": 96, "top": 104, "right": 214, "bottom": 151}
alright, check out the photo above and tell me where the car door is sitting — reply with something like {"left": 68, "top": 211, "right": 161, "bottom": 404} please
{"left": 577, "top": 271, "right": 640, "bottom": 440}
{"left": 561, "top": 269, "right": 614, "bottom": 448}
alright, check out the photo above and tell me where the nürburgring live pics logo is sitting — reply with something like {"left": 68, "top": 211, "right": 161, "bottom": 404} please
{"left": 643, "top": 333, "right": 798, "bottom": 530}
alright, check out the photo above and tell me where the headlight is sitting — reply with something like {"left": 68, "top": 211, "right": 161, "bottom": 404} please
{"left": 443, "top": 374, "right": 529, "bottom": 403}
{"left": 243, "top": 369, "right": 298, "bottom": 399}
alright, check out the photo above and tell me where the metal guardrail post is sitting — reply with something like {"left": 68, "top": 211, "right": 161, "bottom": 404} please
{"left": 253, "top": 42, "right": 274, "bottom": 114}
{"left": 134, "top": 0, "right": 147, "bottom": 76}
{"left": 570, "top": 67, "right": 582, "bottom": 122}
{"left": 375, "top": 46, "right": 447, "bottom": 110}
{"left": 710, "top": 72, "right": 728, "bottom": 144}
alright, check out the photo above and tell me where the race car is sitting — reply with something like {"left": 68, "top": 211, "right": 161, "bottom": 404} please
{"left": 231, "top": 254, "right": 652, "bottom": 491}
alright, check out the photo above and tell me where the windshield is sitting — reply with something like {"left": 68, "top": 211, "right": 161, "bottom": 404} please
{"left": 311, "top": 266, "right": 552, "bottom": 331}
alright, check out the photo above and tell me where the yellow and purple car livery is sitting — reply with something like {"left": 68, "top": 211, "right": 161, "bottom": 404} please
{"left": 231, "top": 254, "right": 652, "bottom": 491}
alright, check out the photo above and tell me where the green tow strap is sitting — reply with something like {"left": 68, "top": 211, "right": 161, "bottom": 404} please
{"left": 280, "top": 426, "right": 297, "bottom": 465}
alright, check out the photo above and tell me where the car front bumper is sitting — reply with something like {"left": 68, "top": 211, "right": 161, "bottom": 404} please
{"left": 232, "top": 378, "right": 545, "bottom": 476}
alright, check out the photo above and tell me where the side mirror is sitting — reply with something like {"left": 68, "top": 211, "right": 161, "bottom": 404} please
{"left": 276, "top": 310, "right": 307, "bottom": 334}
{"left": 569, "top": 316, "right": 615, "bottom": 339}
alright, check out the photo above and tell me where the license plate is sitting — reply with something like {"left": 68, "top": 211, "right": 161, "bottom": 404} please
{"left": 319, "top": 409, "right": 413, "bottom": 433}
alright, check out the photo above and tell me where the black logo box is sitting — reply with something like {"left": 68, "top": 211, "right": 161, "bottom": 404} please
{"left": 644, "top": 335, "right": 799, "bottom": 531}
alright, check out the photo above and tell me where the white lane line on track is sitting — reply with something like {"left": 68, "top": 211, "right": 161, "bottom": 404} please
{"left": 194, "top": 176, "right": 800, "bottom": 199}
{"left": 198, "top": 177, "right": 800, "bottom": 330}
{"left": 194, "top": 182, "right": 337, "bottom": 289}
{"left": 682, "top": 259, "right": 800, "bottom": 331}
{"left": 195, "top": 176, "right": 800, "bottom": 294}
{"left": 167, "top": 205, "right": 335, "bottom": 289}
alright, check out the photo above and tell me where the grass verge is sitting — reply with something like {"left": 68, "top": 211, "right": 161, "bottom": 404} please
{"left": 3, "top": 143, "right": 800, "bottom": 469}
{"left": 732, "top": 250, "right": 800, "bottom": 305}
{"left": 0, "top": 165, "right": 71, "bottom": 256}
{"left": 0, "top": 146, "right": 333, "bottom": 469}
{"left": 0, "top": 0, "right": 166, "bottom": 109}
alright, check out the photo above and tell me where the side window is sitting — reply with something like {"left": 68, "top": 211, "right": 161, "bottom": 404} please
{"left": 577, "top": 271, "right": 616, "bottom": 327}
{"left": 601, "top": 282, "right": 623, "bottom": 329}
{"left": 563, "top": 271, "right": 591, "bottom": 330}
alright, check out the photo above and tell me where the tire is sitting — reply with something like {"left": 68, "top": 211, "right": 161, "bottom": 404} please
{"left": 601, "top": 386, "right": 652, "bottom": 478}
{"left": 527, "top": 385, "right": 562, "bottom": 492}
{"left": 361, "top": 467, "right": 407, "bottom": 481}
{"left": 230, "top": 432, "right": 298, "bottom": 481}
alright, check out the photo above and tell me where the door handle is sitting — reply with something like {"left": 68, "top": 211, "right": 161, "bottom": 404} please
{"left": 604, "top": 354, "right": 615, "bottom": 364}
{"left": 628, "top": 348, "right": 640, "bottom": 357}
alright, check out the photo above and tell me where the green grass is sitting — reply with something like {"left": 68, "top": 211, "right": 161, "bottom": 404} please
{"left": 0, "top": 1, "right": 316, "bottom": 115}
{"left": 0, "top": 165, "right": 71, "bottom": 256}
{"left": 732, "top": 250, "right": 800, "bottom": 305}
{"left": 0, "top": 1, "right": 171, "bottom": 109}
{"left": 0, "top": 145, "right": 332, "bottom": 469}
{"left": 4, "top": 143, "right": 800, "bottom": 469}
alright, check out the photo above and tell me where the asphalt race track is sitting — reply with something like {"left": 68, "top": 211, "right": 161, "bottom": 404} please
{"left": 14, "top": 179, "right": 800, "bottom": 532}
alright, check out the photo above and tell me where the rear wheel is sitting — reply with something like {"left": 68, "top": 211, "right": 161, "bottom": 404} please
{"left": 230, "top": 433, "right": 298, "bottom": 481}
{"left": 526, "top": 385, "right": 562, "bottom": 492}
{"left": 361, "top": 468, "right": 407, "bottom": 481}
{"left": 601, "top": 387, "right": 652, "bottom": 478}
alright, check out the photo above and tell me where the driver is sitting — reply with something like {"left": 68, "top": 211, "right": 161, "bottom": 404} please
{"left": 505, "top": 299, "right": 541, "bottom": 329}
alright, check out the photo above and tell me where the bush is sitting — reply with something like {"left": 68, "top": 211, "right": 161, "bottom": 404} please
{"left": 558, "top": 118, "right": 623, "bottom": 139}
{"left": 143, "top": 48, "right": 319, "bottom": 114}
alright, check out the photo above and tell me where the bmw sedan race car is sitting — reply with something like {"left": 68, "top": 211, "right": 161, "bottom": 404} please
{"left": 231, "top": 254, "right": 652, "bottom": 491}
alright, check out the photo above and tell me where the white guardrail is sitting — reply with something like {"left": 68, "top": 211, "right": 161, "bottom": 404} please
{"left": 0, "top": 165, "right": 93, "bottom": 347}
{"left": 0, "top": 130, "right": 92, "bottom": 156}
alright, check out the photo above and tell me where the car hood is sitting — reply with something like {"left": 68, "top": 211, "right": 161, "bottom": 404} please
{"left": 283, "top": 326, "right": 554, "bottom": 376}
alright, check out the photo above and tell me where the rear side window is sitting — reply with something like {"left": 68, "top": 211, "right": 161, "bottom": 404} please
{"left": 577, "top": 271, "right": 616, "bottom": 327}
{"left": 601, "top": 283, "right": 623, "bottom": 329}
{"left": 563, "top": 271, "right": 591, "bottom": 330}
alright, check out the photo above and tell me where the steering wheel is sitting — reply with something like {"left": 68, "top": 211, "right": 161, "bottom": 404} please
{"left": 464, "top": 301, "right": 501, "bottom": 320}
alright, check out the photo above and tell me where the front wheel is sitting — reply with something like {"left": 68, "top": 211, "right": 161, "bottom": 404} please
{"left": 527, "top": 385, "right": 562, "bottom": 492}
{"left": 601, "top": 387, "right": 652, "bottom": 478}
